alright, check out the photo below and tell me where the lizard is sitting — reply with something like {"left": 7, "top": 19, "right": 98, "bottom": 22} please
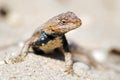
{"left": 7, "top": 11, "right": 82, "bottom": 74}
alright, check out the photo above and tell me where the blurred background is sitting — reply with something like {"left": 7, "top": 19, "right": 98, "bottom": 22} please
{"left": 0, "top": 0, "right": 120, "bottom": 50}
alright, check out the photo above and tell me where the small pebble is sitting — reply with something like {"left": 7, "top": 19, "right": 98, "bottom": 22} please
{"left": 18, "top": 42, "right": 24, "bottom": 48}
{"left": 73, "top": 62, "right": 90, "bottom": 75}
{"left": 0, "top": 7, "right": 8, "bottom": 17}
{"left": 0, "top": 60, "right": 6, "bottom": 65}
{"left": 91, "top": 50, "right": 108, "bottom": 63}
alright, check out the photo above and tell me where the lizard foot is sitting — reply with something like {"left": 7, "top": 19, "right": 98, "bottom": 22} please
{"left": 64, "top": 67, "right": 74, "bottom": 75}
{"left": 5, "top": 56, "right": 24, "bottom": 64}
{"left": 12, "top": 57, "right": 24, "bottom": 63}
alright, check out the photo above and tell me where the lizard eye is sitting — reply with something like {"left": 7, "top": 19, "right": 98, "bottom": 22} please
{"left": 62, "top": 21, "right": 66, "bottom": 24}
{"left": 59, "top": 20, "right": 67, "bottom": 25}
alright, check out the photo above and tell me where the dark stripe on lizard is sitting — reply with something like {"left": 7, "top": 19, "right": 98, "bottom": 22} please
{"left": 32, "top": 30, "right": 57, "bottom": 47}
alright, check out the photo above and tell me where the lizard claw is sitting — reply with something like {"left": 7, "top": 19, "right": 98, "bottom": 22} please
{"left": 64, "top": 67, "right": 74, "bottom": 75}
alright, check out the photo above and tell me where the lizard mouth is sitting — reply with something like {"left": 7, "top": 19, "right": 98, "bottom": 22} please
{"left": 58, "top": 23, "right": 80, "bottom": 33}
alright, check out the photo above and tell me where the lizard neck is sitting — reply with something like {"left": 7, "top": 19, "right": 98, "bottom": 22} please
{"left": 32, "top": 30, "right": 64, "bottom": 47}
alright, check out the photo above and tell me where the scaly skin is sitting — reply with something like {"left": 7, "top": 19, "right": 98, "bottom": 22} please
{"left": 8, "top": 11, "right": 82, "bottom": 74}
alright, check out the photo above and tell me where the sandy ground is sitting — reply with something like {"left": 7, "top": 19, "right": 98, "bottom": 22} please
{"left": 0, "top": 39, "right": 120, "bottom": 80}
{"left": 0, "top": 44, "right": 120, "bottom": 80}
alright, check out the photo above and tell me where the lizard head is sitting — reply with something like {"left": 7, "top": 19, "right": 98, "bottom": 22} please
{"left": 43, "top": 11, "right": 82, "bottom": 35}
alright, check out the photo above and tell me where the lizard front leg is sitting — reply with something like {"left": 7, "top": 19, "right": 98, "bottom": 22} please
{"left": 7, "top": 37, "right": 37, "bottom": 63}
{"left": 61, "top": 35, "right": 73, "bottom": 74}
